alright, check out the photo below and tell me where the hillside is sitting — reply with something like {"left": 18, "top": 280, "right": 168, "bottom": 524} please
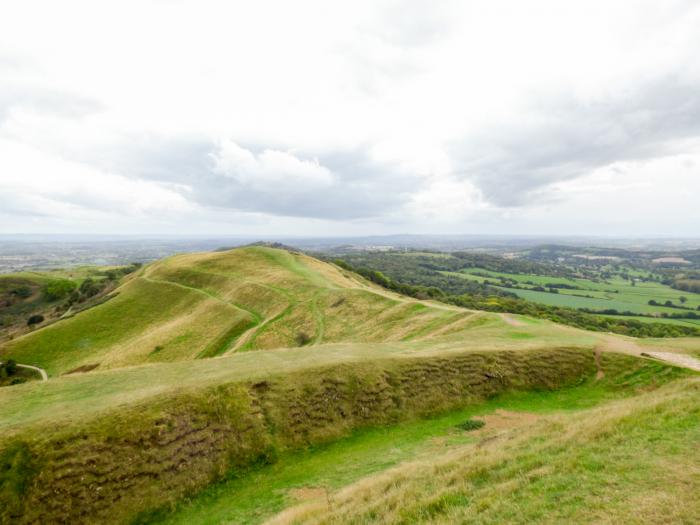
{"left": 270, "top": 374, "right": 700, "bottom": 525}
{"left": 0, "top": 247, "right": 481, "bottom": 375}
{"left": 332, "top": 250, "right": 700, "bottom": 334}
{"left": 0, "top": 247, "right": 699, "bottom": 524}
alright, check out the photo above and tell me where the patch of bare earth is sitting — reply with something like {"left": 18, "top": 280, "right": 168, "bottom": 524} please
{"left": 288, "top": 487, "right": 331, "bottom": 505}
{"left": 475, "top": 409, "right": 541, "bottom": 433}
{"left": 500, "top": 314, "right": 526, "bottom": 327}
{"left": 640, "top": 352, "right": 700, "bottom": 372}
{"left": 63, "top": 363, "right": 100, "bottom": 375}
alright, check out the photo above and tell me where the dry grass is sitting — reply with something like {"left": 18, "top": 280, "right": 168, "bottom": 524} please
{"left": 268, "top": 377, "right": 700, "bottom": 525}
{"left": 4, "top": 246, "right": 696, "bottom": 377}
{"left": 1, "top": 346, "right": 604, "bottom": 524}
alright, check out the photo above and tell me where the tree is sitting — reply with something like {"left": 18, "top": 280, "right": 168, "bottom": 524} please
{"left": 79, "top": 278, "right": 103, "bottom": 298}
{"left": 43, "top": 279, "right": 77, "bottom": 301}
{"left": 295, "top": 331, "right": 312, "bottom": 346}
{"left": 4, "top": 359, "right": 17, "bottom": 375}
{"left": 679, "top": 296, "right": 688, "bottom": 304}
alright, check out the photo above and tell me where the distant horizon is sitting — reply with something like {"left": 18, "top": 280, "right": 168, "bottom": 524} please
{"left": 2, "top": 232, "right": 700, "bottom": 238}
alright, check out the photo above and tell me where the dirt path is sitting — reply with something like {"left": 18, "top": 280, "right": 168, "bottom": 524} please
{"left": 595, "top": 334, "right": 700, "bottom": 372}
{"left": 0, "top": 361, "right": 47, "bottom": 381}
{"left": 640, "top": 352, "right": 700, "bottom": 372}
{"left": 500, "top": 313, "right": 526, "bottom": 327}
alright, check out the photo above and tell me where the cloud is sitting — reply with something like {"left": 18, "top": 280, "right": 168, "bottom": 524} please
{"left": 211, "top": 140, "right": 336, "bottom": 189}
{"left": 60, "top": 135, "right": 420, "bottom": 221}
{"left": 200, "top": 141, "right": 419, "bottom": 220}
{"left": 452, "top": 75, "right": 700, "bottom": 207}
{"left": 2, "top": 0, "right": 700, "bottom": 235}
{"left": 0, "top": 139, "right": 191, "bottom": 220}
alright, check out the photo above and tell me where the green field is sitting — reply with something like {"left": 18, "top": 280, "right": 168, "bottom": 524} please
{"left": 275, "top": 375, "right": 700, "bottom": 524}
{"left": 446, "top": 267, "right": 700, "bottom": 317}
{"left": 2, "top": 247, "right": 486, "bottom": 375}
{"left": 150, "top": 359, "right": 691, "bottom": 525}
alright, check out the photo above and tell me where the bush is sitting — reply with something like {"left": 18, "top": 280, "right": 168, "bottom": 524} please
{"left": 43, "top": 279, "right": 77, "bottom": 301}
{"left": 79, "top": 278, "right": 103, "bottom": 298}
{"left": 27, "top": 314, "right": 44, "bottom": 326}
{"left": 455, "top": 419, "right": 485, "bottom": 431}
{"left": 295, "top": 331, "right": 312, "bottom": 346}
{"left": 13, "top": 285, "right": 32, "bottom": 298}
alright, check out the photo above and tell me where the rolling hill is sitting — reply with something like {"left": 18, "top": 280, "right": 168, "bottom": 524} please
{"left": 1, "top": 247, "right": 480, "bottom": 375}
{"left": 0, "top": 246, "right": 698, "bottom": 524}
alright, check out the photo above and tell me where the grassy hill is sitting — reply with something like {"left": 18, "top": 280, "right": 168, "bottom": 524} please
{"left": 0, "top": 246, "right": 699, "bottom": 524}
{"left": 0, "top": 265, "right": 139, "bottom": 347}
{"left": 1, "top": 247, "right": 482, "bottom": 375}
{"left": 271, "top": 374, "right": 700, "bottom": 525}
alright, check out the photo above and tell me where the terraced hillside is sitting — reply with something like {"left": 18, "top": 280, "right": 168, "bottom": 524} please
{"left": 1, "top": 247, "right": 480, "bottom": 375}
{"left": 1, "top": 247, "right": 698, "bottom": 524}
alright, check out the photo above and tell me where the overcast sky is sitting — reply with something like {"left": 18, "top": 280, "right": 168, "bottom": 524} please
{"left": 2, "top": 0, "right": 700, "bottom": 236}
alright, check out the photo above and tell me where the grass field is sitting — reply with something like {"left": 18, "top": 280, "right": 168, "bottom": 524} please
{"left": 149, "top": 359, "right": 690, "bottom": 525}
{"left": 271, "top": 374, "right": 700, "bottom": 525}
{"left": 1, "top": 247, "right": 485, "bottom": 375}
{"left": 2, "top": 247, "right": 700, "bottom": 524}
{"left": 445, "top": 267, "right": 700, "bottom": 317}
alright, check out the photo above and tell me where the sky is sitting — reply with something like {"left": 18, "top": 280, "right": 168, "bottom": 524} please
{"left": 1, "top": 0, "right": 700, "bottom": 237}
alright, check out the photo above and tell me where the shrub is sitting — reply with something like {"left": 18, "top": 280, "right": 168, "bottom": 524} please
{"left": 79, "top": 278, "right": 103, "bottom": 298}
{"left": 456, "top": 418, "right": 485, "bottom": 431}
{"left": 295, "top": 331, "right": 312, "bottom": 346}
{"left": 43, "top": 279, "right": 77, "bottom": 301}
{"left": 13, "top": 285, "right": 32, "bottom": 298}
{"left": 4, "top": 359, "right": 17, "bottom": 375}
{"left": 27, "top": 314, "right": 44, "bottom": 326}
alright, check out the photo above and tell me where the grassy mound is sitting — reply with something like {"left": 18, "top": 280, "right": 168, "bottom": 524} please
{"left": 0, "top": 346, "right": 609, "bottom": 524}
{"left": 270, "top": 374, "right": 700, "bottom": 525}
{"left": 1, "top": 247, "right": 484, "bottom": 375}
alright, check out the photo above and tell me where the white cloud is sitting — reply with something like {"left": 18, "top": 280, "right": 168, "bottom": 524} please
{"left": 0, "top": 139, "right": 192, "bottom": 219}
{"left": 211, "top": 140, "right": 336, "bottom": 190}
{"left": 1, "top": 0, "right": 700, "bottom": 235}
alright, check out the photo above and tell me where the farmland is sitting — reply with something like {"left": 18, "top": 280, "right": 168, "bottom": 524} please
{"left": 448, "top": 267, "right": 700, "bottom": 319}
{"left": 331, "top": 250, "right": 700, "bottom": 330}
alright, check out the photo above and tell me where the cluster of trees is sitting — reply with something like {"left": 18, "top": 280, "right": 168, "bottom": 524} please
{"left": 42, "top": 279, "right": 78, "bottom": 301}
{"left": 582, "top": 308, "right": 700, "bottom": 320}
{"left": 333, "top": 257, "right": 700, "bottom": 339}
{"left": 22, "top": 263, "right": 144, "bottom": 328}
{"left": 647, "top": 298, "right": 700, "bottom": 311}
{"left": 330, "top": 254, "right": 516, "bottom": 298}
{"left": 671, "top": 277, "right": 700, "bottom": 294}
{"left": 42, "top": 263, "right": 142, "bottom": 306}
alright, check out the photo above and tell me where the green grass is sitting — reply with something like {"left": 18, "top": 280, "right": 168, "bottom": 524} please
{"left": 270, "top": 375, "right": 700, "bottom": 525}
{"left": 4, "top": 247, "right": 698, "bottom": 376}
{"left": 0, "top": 315, "right": 600, "bottom": 433}
{"left": 146, "top": 358, "right": 689, "bottom": 525}
{"left": 1, "top": 247, "right": 699, "bottom": 524}
{"left": 445, "top": 267, "right": 700, "bottom": 317}
{"left": 2, "top": 247, "right": 494, "bottom": 375}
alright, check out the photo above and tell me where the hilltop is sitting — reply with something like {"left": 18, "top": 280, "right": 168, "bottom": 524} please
{"left": 1, "top": 246, "right": 485, "bottom": 375}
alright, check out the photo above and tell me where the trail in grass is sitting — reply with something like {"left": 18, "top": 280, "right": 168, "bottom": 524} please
{"left": 147, "top": 376, "right": 660, "bottom": 525}
{"left": 641, "top": 351, "right": 700, "bottom": 371}
{"left": 140, "top": 276, "right": 259, "bottom": 321}
{"left": 0, "top": 361, "right": 47, "bottom": 381}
